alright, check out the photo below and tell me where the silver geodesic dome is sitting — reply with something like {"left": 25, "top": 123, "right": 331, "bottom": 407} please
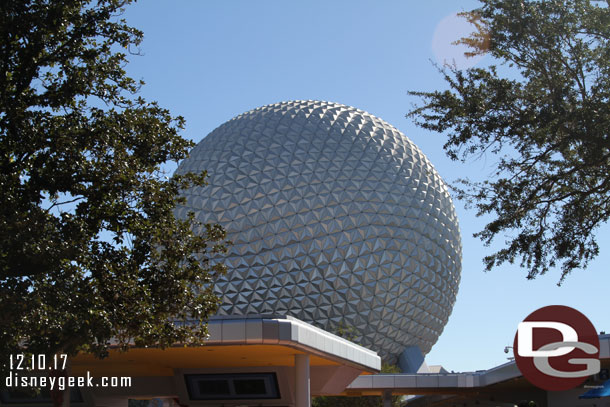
{"left": 174, "top": 100, "right": 461, "bottom": 362}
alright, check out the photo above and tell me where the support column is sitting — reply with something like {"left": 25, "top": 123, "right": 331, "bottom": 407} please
{"left": 295, "top": 354, "right": 310, "bottom": 407}
{"left": 383, "top": 390, "right": 392, "bottom": 407}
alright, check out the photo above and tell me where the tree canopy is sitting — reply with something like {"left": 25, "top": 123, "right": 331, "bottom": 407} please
{"left": 0, "top": 0, "right": 227, "bottom": 365}
{"left": 408, "top": 0, "right": 610, "bottom": 283}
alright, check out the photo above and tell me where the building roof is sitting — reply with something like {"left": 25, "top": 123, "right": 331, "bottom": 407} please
{"left": 342, "top": 334, "right": 610, "bottom": 406}
{"left": 72, "top": 314, "right": 381, "bottom": 377}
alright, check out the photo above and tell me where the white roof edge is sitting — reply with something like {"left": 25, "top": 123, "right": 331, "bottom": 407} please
{"left": 348, "top": 335, "right": 610, "bottom": 390}
{"left": 201, "top": 315, "right": 381, "bottom": 372}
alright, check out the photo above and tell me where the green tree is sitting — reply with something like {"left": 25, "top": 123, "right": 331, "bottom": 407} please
{"left": 0, "top": 0, "right": 227, "bottom": 369}
{"left": 408, "top": 0, "right": 610, "bottom": 283}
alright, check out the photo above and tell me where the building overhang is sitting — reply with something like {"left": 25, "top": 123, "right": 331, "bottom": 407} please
{"left": 72, "top": 314, "right": 380, "bottom": 377}
{"left": 62, "top": 315, "right": 381, "bottom": 406}
{"left": 343, "top": 334, "right": 610, "bottom": 407}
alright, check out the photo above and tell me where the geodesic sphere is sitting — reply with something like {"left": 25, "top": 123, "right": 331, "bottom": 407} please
{"left": 174, "top": 100, "right": 461, "bottom": 362}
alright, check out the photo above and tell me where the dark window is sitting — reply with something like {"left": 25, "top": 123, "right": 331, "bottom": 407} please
{"left": 234, "top": 378, "right": 266, "bottom": 395}
{"left": 197, "top": 379, "right": 230, "bottom": 396}
{"left": 185, "top": 373, "right": 280, "bottom": 400}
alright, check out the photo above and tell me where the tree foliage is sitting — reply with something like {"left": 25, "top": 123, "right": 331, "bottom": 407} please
{"left": 408, "top": 0, "right": 610, "bottom": 283}
{"left": 0, "top": 0, "right": 227, "bottom": 366}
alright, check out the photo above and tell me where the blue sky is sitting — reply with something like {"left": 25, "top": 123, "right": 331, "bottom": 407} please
{"left": 122, "top": 1, "right": 609, "bottom": 372}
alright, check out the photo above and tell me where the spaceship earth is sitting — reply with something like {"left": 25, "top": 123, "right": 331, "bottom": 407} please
{"left": 174, "top": 100, "right": 462, "bottom": 362}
